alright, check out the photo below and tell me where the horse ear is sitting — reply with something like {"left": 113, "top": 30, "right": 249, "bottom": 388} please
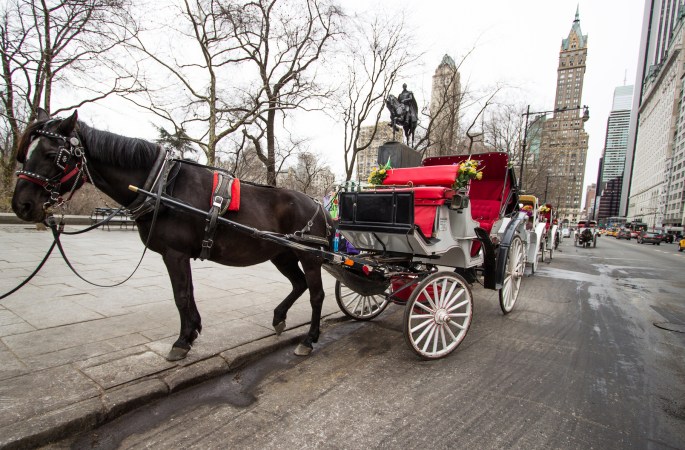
{"left": 58, "top": 110, "right": 78, "bottom": 134}
{"left": 36, "top": 108, "right": 50, "bottom": 121}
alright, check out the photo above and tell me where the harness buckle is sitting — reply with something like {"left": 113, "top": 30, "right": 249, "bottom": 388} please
{"left": 202, "top": 239, "right": 214, "bottom": 248}
{"left": 213, "top": 195, "right": 223, "bottom": 208}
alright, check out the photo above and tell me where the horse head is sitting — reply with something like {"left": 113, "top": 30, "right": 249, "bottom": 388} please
{"left": 12, "top": 108, "right": 85, "bottom": 222}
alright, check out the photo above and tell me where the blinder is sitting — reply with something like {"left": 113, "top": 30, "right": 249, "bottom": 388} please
{"left": 15, "top": 123, "right": 88, "bottom": 209}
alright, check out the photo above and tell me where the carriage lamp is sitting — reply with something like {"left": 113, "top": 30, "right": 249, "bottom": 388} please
{"left": 449, "top": 192, "right": 469, "bottom": 210}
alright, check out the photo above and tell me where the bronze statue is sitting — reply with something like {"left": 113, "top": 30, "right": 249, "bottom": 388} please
{"left": 386, "top": 83, "right": 418, "bottom": 147}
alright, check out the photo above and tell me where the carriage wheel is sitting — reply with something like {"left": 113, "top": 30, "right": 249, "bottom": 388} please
{"left": 499, "top": 236, "right": 525, "bottom": 314}
{"left": 403, "top": 272, "right": 473, "bottom": 360}
{"left": 335, "top": 281, "right": 389, "bottom": 321}
{"left": 548, "top": 239, "right": 554, "bottom": 260}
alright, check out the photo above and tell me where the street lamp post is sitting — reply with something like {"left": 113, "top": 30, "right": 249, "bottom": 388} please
{"left": 519, "top": 104, "right": 589, "bottom": 191}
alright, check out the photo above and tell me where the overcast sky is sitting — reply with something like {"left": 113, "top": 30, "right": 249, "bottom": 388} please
{"left": 338, "top": 0, "right": 645, "bottom": 193}
{"left": 79, "top": 0, "right": 645, "bottom": 195}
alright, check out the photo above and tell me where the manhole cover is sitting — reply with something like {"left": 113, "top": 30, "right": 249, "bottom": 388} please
{"left": 654, "top": 322, "right": 685, "bottom": 334}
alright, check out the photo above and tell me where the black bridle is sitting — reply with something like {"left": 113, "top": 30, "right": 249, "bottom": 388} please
{"left": 16, "top": 125, "right": 89, "bottom": 209}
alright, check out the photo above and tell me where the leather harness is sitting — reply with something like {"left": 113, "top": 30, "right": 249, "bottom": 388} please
{"left": 200, "top": 171, "right": 239, "bottom": 260}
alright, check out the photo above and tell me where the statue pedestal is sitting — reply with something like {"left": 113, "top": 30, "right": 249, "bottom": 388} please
{"left": 377, "top": 141, "right": 422, "bottom": 169}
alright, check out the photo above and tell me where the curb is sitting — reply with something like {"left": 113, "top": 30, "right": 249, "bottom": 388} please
{"left": 0, "top": 315, "right": 343, "bottom": 449}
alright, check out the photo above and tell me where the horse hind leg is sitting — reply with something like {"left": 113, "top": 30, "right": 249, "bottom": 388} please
{"left": 162, "top": 251, "right": 202, "bottom": 361}
{"left": 271, "top": 253, "right": 308, "bottom": 335}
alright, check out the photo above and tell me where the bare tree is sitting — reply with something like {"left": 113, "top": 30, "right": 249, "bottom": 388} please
{"left": 125, "top": 0, "right": 261, "bottom": 167}
{"left": 280, "top": 151, "right": 334, "bottom": 196}
{"left": 334, "top": 13, "right": 419, "bottom": 181}
{"left": 0, "top": 0, "right": 138, "bottom": 192}
{"left": 127, "top": 0, "right": 341, "bottom": 186}
{"left": 224, "top": 0, "right": 343, "bottom": 186}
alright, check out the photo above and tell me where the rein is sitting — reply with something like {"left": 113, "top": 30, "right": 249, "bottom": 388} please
{"left": 3, "top": 130, "right": 172, "bottom": 298}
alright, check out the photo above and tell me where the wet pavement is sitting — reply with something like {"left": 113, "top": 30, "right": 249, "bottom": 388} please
{"left": 0, "top": 222, "right": 342, "bottom": 449}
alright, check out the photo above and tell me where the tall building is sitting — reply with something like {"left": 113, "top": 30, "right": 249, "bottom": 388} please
{"left": 537, "top": 7, "right": 589, "bottom": 223}
{"left": 627, "top": 3, "right": 685, "bottom": 228}
{"left": 597, "top": 86, "right": 633, "bottom": 222}
{"left": 427, "top": 54, "right": 461, "bottom": 157}
{"left": 584, "top": 183, "right": 597, "bottom": 219}
{"left": 355, "top": 122, "right": 394, "bottom": 182}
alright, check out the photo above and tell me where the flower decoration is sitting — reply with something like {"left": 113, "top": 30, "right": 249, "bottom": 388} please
{"left": 368, "top": 158, "right": 392, "bottom": 185}
{"left": 453, "top": 159, "right": 483, "bottom": 190}
{"left": 522, "top": 204, "right": 534, "bottom": 217}
{"left": 539, "top": 205, "right": 551, "bottom": 213}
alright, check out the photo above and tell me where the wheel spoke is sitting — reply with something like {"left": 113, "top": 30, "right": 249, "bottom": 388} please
{"left": 432, "top": 326, "right": 439, "bottom": 353}
{"left": 410, "top": 316, "right": 433, "bottom": 333}
{"left": 447, "top": 299, "right": 469, "bottom": 312}
{"left": 344, "top": 294, "right": 361, "bottom": 312}
{"left": 415, "top": 321, "right": 435, "bottom": 347}
{"left": 443, "top": 288, "right": 464, "bottom": 310}
{"left": 413, "top": 300, "right": 435, "bottom": 314}
{"left": 422, "top": 324, "right": 437, "bottom": 353}
{"left": 440, "top": 326, "right": 447, "bottom": 349}
{"left": 448, "top": 312, "right": 469, "bottom": 318}
{"left": 424, "top": 282, "right": 439, "bottom": 311}
{"left": 444, "top": 321, "right": 458, "bottom": 341}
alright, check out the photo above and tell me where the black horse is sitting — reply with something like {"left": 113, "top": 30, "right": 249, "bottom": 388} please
{"left": 11, "top": 109, "right": 333, "bottom": 360}
{"left": 385, "top": 94, "right": 418, "bottom": 147}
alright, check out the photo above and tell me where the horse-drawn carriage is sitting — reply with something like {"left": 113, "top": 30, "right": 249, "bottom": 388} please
{"left": 326, "top": 151, "right": 530, "bottom": 359}
{"left": 517, "top": 194, "right": 548, "bottom": 273}
{"left": 575, "top": 220, "right": 598, "bottom": 248}
{"left": 10, "top": 109, "right": 533, "bottom": 362}
{"left": 538, "top": 203, "right": 558, "bottom": 260}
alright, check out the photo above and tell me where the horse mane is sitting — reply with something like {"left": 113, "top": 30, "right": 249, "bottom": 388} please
{"left": 78, "top": 122, "right": 159, "bottom": 168}
{"left": 17, "top": 119, "right": 159, "bottom": 168}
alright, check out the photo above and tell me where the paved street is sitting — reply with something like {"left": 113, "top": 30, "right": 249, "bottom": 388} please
{"left": 55, "top": 234, "right": 685, "bottom": 449}
{"left": 0, "top": 223, "right": 341, "bottom": 449}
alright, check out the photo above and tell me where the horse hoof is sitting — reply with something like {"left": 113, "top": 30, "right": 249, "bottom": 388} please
{"left": 274, "top": 321, "right": 286, "bottom": 335}
{"left": 294, "top": 343, "right": 312, "bottom": 356}
{"left": 166, "top": 347, "right": 189, "bottom": 361}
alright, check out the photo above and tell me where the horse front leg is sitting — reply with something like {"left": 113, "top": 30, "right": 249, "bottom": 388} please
{"left": 162, "top": 250, "right": 202, "bottom": 361}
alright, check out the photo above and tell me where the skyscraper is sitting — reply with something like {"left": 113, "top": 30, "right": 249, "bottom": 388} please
{"left": 597, "top": 86, "right": 633, "bottom": 222}
{"left": 627, "top": 2, "right": 685, "bottom": 228}
{"left": 427, "top": 54, "right": 461, "bottom": 157}
{"left": 537, "top": 7, "right": 589, "bottom": 222}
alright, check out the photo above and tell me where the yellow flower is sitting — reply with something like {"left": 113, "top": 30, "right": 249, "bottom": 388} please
{"left": 379, "top": 169, "right": 386, "bottom": 175}
{"left": 476, "top": 171, "right": 483, "bottom": 180}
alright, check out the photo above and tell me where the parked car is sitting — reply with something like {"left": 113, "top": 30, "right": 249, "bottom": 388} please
{"left": 637, "top": 231, "right": 662, "bottom": 245}
{"left": 679, "top": 238, "right": 685, "bottom": 252}
{"left": 562, "top": 228, "right": 571, "bottom": 238}
{"left": 616, "top": 229, "right": 631, "bottom": 240}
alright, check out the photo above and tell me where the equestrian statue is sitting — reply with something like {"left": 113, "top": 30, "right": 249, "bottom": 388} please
{"left": 385, "top": 83, "right": 419, "bottom": 148}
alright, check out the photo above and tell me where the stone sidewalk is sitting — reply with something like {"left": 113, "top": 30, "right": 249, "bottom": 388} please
{"left": 0, "top": 224, "right": 342, "bottom": 449}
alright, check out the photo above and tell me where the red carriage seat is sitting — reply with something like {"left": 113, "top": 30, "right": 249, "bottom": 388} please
{"left": 424, "top": 152, "right": 512, "bottom": 255}
{"left": 381, "top": 166, "right": 458, "bottom": 237}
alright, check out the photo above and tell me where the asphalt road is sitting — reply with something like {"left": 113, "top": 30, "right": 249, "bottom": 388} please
{"left": 56, "top": 235, "right": 685, "bottom": 449}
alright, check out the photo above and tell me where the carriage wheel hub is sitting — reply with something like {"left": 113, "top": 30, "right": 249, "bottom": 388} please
{"left": 435, "top": 309, "right": 450, "bottom": 325}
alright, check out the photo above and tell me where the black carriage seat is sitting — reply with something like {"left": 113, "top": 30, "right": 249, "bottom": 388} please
{"left": 423, "top": 152, "right": 514, "bottom": 256}
{"left": 381, "top": 165, "right": 459, "bottom": 239}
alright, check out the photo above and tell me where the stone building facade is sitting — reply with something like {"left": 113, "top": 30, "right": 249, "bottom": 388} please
{"left": 538, "top": 7, "right": 590, "bottom": 223}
